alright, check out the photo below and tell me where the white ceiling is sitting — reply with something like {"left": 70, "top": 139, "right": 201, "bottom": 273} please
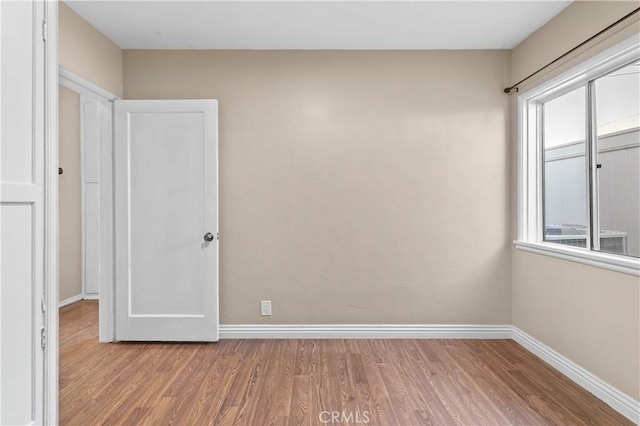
{"left": 65, "top": 1, "right": 572, "bottom": 50}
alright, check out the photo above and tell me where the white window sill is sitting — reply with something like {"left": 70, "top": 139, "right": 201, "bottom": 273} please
{"left": 514, "top": 241, "right": 640, "bottom": 277}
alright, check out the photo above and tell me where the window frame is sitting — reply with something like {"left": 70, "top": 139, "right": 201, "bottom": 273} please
{"left": 516, "top": 34, "right": 640, "bottom": 276}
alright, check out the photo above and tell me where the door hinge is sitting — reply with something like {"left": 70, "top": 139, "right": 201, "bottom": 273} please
{"left": 42, "top": 20, "right": 47, "bottom": 42}
{"left": 217, "top": 232, "right": 220, "bottom": 240}
{"left": 41, "top": 328, "right": 46, "bottom": 350}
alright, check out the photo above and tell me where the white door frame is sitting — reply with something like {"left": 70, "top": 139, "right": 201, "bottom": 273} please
{"left": 58, "top": 68, "right": 119, "bottom": 342}
{"left": 59, "top": 68, "right": 119, "bottom": 103}
{"left": 44, "top": 1, "right": 59, "bottom": 423}
{"left": 59, "top": 68, "right": 119, "bottom": 327}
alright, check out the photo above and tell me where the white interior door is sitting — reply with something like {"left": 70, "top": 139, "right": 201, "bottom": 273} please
{"left": 114, "top": 100, "right": 219, "bottom": 341}
{"left": 0, "top": 0, "right": 45, "bottom": 423}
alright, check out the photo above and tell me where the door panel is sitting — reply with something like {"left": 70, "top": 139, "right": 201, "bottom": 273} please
{"left": 81, "top": 97, "right": 111, "bottom": 298}
{"left": 84, "top": 185, "right": 101, "bottom": 295}
{"left": 0, "top": 1, "right": 33, "bottom": 184}
{"left": 115, "top": 100, "right": 218, "bottom": 341}
{"left": 0, "top": 204, "right": 35, "bottom": 424}
{"left": 0, "top": 0, "right": 45, "bottom": 423}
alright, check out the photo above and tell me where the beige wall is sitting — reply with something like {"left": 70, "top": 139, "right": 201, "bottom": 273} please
{"left": 59, "top": 86, "right": 82, "bottom": 302}
{"left": 124, "top": 50, "right": 513, "bottom": 325}
{"left": 511, "top": 1, "right": 640, "bottom": 400}
{"left": 513, "top": 252, "right": 640, "bottom": 399}
{"left": 59, "top": 2, "right": 123, "bottom": 97}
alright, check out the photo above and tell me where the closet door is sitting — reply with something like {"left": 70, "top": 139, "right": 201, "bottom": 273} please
{"left": 0, "top": 1, "right": 46, "bottom": 423}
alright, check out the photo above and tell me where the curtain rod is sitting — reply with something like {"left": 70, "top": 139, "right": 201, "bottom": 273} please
{"left": 504, "top": 7, "right": 640, "bottom": 94}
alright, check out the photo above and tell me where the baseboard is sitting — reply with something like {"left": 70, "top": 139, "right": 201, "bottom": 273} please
{"left": 512, "top": 327, "right": 640, "bottom": 424}
{"left": 59, "top": 294, "right": 83, "bottom": 308}
{"left": 83, "top": 294, "right": 99, "bottom": 300}
{"left": 219, "top": 324, "right": 512, "bottom": 339}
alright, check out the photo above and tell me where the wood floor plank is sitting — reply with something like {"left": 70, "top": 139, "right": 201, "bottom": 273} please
{"left": 231, "top": 340, "right": 276, "bottom": 426}
{"left": 143, "top": 344, "right": 220, "bottom": 425}
{"left": 219, "top": 341, "right": 261, "bottom": 409}
{"left": 452, "top": 341, "right": 547, "bottom": 425}
{"left": 356, "top": 340, "right": 402, "bottom": 426}
{"left": 253, "top": 339, "right": 296, "bottom": 426}
{"left": 186, "top": 354, "right": 242, "bottom": 425}
{"left": 395, "top": 342, "right": 456, "bottom": 425}
{"left": 437, "top": 343, "right": 514, "bottom": 425}
{"left": 288, "top": 376, "right": 311, "bottom": 426}
{"left": 213, "top": 405, "right": 239, "bottom": 426}
{"left": 60, "top": 301, "right": 633, "bottom": 426}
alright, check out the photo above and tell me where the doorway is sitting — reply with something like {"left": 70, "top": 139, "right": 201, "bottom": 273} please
{"left": 56, "top": 74, "right": 221, "bottom": 342}
{"left": 58, "top": 68, "right": 118, "bottom": 340}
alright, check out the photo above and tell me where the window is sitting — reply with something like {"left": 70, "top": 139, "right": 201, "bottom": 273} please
{"left": 542, "top": 86, "right": 588, "bottom": 248}
{"left": 517, "top": 36, "right": 640, "bottom": 275}
{"left": 593, "top": 63, "right": 640, "bottom": 258}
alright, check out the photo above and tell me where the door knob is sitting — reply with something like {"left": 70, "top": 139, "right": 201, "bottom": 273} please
{"left": 204, "top": 232, "right": 215, "bottom": 242}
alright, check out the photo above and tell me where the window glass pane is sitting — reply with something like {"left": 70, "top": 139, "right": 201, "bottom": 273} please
{"left": 542, "top": 87, "right": 588, "bottom": 247}
{"left": 594, "top": 61, "right": 640, "bottom": 258}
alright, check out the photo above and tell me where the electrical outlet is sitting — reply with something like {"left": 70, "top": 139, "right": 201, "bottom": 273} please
{"left": 261, "top": 300, "right": 272, "bottom": 316}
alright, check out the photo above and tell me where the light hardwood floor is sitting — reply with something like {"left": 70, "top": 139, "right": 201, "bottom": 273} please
{"left": 60, "top": 301, "right": 631, "bottom": 425}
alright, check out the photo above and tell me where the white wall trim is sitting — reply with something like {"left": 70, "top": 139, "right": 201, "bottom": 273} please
{"left": 58, "top": 67, "right": 120, "bottom": 102}
{"left": 515, "top": 240, "right": 640, "bottom": 276}
{"left": 1, "top": 2, "right": 3, "bottom": 419}
{"left": 44, "top": 2, "right": 60, "bottom": 424}
{"left": 512, "top": 327, "right": 640, "bottom": 425}
{"left": 58, "top": 295, "right": 83, "bottom": 308}
{"left": 219, "top": 324, "right": 513, "bottom": 339}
